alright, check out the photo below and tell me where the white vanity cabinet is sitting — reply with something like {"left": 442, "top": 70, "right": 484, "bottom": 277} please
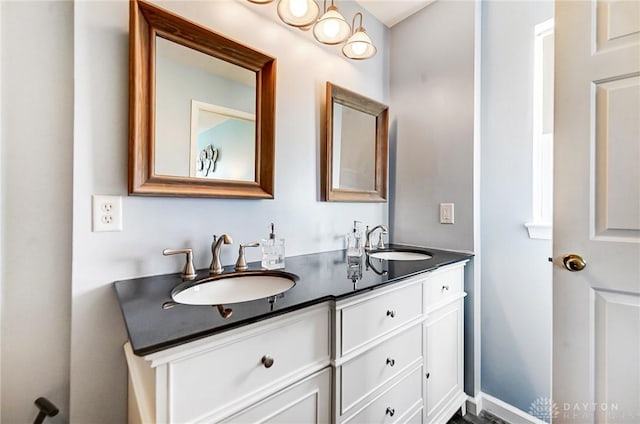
{"left": 333, "top": 278, "right": 426, "bottom": 424}
{"left": 125, "top": 303, "right": 332, "bottom": 424}
{"left": 422, "top": 263, "right": 468, "bottom": 424}
{"left": 124, "top": 259, "right": 469, "bottom": 424}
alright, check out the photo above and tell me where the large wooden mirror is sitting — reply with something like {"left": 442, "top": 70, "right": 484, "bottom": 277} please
{"left": 322, "top": 82, "right": 388, "bottom": 202}
{"left": 129, "top": 0, "right": 276, "bottom": 198}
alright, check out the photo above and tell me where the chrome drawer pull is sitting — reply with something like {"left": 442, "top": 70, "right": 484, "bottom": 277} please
{"left": 386, "top": 310, "right": 396, "bottom": 318}
{"left": 261, "top": 355, "right": 274, "bottom": 368}
{"left": 386, "top": 358, "right": 395, "bottom": 367}
{"left": 386, "top": 407, "right": 395, "bottom": 417}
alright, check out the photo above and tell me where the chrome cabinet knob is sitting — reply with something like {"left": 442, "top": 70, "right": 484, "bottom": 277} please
{"left": 562, "top": 254, "right": 586, "bottom": 272}
{"left": 441, "top": 285, "right": 450, "bottom": 292}
{"left": 261, "top": 355, "right": 274, "bottom": 368}
{"left": 386, "top": 358, "right": 395, "bottom": 367}
{"left": 386, "top": 407, "right": 395, "bottom": 417}
{"left": 386, "top": 310, "right": 396, "bottom": 318}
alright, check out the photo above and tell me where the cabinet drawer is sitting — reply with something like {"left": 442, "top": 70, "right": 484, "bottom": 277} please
{"left": 341, "top": 283, "right": 422, "bottom": 355}
{"left": 341, "top": 325, "right": 422, "bottom": 414}
{"left": 343, "top": 366, "right": 423, "bottom": 424}
{"left": 219, "top": 368, "right": 331, "bottom": 424}
{"left": 405, "top": 407, "right": 423, "bottom": 424}
{"left": 424, "top": 266, "right": 463, "bottom": 308}
{"left": 169, "top": 307, "right": 330, "bottom": 423}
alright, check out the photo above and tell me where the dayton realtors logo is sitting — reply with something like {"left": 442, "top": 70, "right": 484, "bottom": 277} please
{"left": 529, "top": 398, "right": 632, "bottom": 422}
{"left": 560, "top": 402, "right": 625, "bottom": 421}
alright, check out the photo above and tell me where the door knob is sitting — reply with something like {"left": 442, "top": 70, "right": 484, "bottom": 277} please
{"left": 562, "top": 254, "right": 586, "bottom": 272}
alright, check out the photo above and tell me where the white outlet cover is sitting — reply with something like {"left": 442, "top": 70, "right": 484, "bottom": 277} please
{"left": 440, "top": 203, "right": 454, "bottom": 224}
{"left": 92, "top": 195, "right": 123, "bottom": 232}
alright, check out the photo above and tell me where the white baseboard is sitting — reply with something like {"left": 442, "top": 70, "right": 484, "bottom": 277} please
{"left": 465, "top": 392, "right": 548, "bottom": 424}
{"left": 465, "top": 395, "right": 481, "bottom": 417}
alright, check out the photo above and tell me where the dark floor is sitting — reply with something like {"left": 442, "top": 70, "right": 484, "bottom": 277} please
{"left": 447, "top": 410, "right": 511, "bottom": 424}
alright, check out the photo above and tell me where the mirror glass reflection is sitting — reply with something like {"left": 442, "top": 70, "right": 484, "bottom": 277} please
{"left": 154, "top": 36, "right": 257, "bottom": 181}
{"left": 331, "top": 103, "right": 376, "bottom": 191}
{"left": 322, "top": 82, "right": 388, "bottom": 202}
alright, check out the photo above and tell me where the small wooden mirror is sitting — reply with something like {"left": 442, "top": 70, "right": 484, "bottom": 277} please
{"left": 322, "top": 82, "right": 388, "bottom": 202}
{"left": 129, "top": 0, "right": 276, "bottom": 198}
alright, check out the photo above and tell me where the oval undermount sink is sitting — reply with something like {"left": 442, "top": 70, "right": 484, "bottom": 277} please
{"left": 368, "top": 250, "right": 432, "bottom": 261}
{"left": 171, "top": 271, "right": 298, "bottom": 305}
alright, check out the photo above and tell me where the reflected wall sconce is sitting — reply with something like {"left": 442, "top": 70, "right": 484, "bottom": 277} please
{"left": 247, "top": 0, "right": 376, "bottom": 60}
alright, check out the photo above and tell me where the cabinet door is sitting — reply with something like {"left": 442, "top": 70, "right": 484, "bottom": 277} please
{"left": 219, "top": 368, "right": 331, "bottom": 424}
{"left": 424, "top": 299, "right": 463, "bottom": 423}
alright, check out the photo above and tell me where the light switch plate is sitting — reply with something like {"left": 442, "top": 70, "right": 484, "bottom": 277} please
{"left": 92, "top": 195, "right": 123, "bottom": 232}
{"left": 440, "top": 203, "right": 454, "bottom": 224}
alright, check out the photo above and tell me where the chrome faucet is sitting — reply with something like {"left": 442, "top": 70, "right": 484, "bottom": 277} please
{"left": 163, "top": 248, "right": 197, "bottom": 280}
{"left": 365, "top": 224, "right": 388, "bottom": 251}
{"left": 210, "top": 234, "right": 232, "bottom": 274}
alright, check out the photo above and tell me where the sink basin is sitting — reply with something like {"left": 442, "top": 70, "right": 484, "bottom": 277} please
{"left": 368, "top": 249, "right": 432, "bottom": 261}
{"left": 171, "top": 270, "right": 298, "bottom": 305}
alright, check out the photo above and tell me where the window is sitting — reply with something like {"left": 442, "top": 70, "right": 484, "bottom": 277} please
{"left": 526, "top": 18, "right": 554, "bottom": 240}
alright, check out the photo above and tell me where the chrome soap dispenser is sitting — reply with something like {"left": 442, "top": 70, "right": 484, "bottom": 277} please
{"left": 261, "top": 223, "right": 285, "bottom": 269}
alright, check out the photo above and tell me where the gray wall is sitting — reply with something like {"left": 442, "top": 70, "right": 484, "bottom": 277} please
{"left": 1, "top": 2, "right": 73, "bottom": 422}
{"left": 389, "top": 0, "right": 477, "bottom": 395}
{"left": 155, "top": 50, "right": 255, "bottom": 177}
{"left": 480, "top": 0, "right": 553, "bottom": 413}
{"left": 390, "top": 0, "right": 475, "bottom": 252}
{"left": 70, "top": 1, "right": 388, "bottom": 422}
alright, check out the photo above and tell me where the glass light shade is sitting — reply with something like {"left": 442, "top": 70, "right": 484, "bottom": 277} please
{"left": 313, "top": 6, "right": 350, "bottom": 45}
{"left": 342, "top": 28, "right": 376, "bottom": 60}
{"left": 277, "top": 0, "right": 320, "bottom": 27}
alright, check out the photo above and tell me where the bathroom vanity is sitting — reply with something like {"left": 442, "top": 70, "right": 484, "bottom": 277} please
{"left": 115, "top": 246, "right": 471, "bottom": 424}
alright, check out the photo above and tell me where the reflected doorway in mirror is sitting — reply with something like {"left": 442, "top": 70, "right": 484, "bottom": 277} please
{"left": 189, "top": 100, "right": 256, "bottom": 181}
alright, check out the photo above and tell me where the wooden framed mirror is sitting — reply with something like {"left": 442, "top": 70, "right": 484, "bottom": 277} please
{"left": 129, "top": 0, "right": 276, "bottom": 198}
{"left": 322, "top": 82, "right": 389, "bottom": 202}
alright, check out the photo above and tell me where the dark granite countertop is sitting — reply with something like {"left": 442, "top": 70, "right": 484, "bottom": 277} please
{"left": 114, "top": 244, "right": 473, "bottom": 356}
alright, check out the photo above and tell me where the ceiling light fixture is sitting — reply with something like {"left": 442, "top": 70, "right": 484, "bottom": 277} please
{"left": 342, "top": 12, "right": 376, "bottom": 60}
{"left": 277, "top": 0, "right": 320, "bottom": 28}
{"left": 312, "top": 0, "right": 351, "bottom": 45}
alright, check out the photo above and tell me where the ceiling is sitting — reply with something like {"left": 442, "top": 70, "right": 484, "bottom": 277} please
{"left": 354, "top": 0, "right": 436, "bottom": 27}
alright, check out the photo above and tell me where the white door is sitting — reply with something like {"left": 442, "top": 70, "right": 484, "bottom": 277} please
{"left": 553, "top": 0, "right": 640, "bottom": 423}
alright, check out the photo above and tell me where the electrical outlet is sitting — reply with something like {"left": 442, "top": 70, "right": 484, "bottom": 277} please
{"left": 440, "top": 203, "right": 454, "bottom": 224}
{"left": 93, "top": 195, "right": 122, "bottom": 232}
